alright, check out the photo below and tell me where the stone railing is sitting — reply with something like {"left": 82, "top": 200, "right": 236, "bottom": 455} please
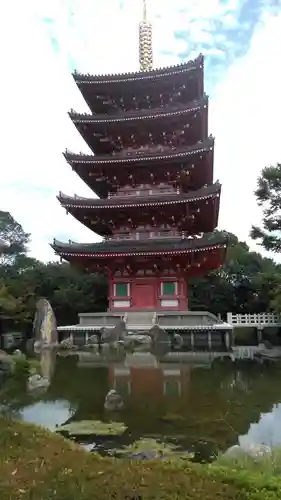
{"left": 227, "top": 312, "right": 281, "bottom": 326}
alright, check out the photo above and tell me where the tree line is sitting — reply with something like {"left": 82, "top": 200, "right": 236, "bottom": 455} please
{"left": 1, "top": 160, "right": 281, "bottom": 333}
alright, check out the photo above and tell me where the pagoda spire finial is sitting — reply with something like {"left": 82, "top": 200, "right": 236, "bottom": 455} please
{"left": 143, "top": 0, "right": 147, "bottom": 21}
{"left": 139, "top": 0, "right": 153, "bottom": 72}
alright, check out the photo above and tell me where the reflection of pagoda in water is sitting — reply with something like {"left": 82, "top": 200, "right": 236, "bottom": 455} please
{"left": 77, "top": 350, "right": 217, "bottom": 401}
{"left": 46, "top": 353, "right": 281, "bottom": 452}
{"left": 40, "top": 349, "right": 57, "bottom": 380}
{"left": 108, "top": 353, "right": 191, "bottom": 400}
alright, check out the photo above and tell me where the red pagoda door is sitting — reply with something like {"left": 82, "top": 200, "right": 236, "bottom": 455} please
{"left": 133, "top": 283, "right": 155, "bottom": 309}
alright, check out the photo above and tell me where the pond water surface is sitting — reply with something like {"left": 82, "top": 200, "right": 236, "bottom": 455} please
{"left": 1, "top": 348, "right": 281, "bottom": 461}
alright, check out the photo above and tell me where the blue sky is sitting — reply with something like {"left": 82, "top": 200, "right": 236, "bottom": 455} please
{"left": 1, "top": 0, "right": 281, "bottom": 261}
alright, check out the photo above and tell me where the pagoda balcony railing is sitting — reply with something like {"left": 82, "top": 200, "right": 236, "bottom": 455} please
{"left": 69, "top": 95, "right": 207, "bottom": 122}
{"left": 108, "top": 187, "right": 178, "bottom": 198}
{"left": 105, "top": 231, "right": 186, "bottom": 241}
{"left": 64, "top": 136, "right": 215, "bottom": 163}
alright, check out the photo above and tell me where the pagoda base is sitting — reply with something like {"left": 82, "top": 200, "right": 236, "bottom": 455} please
{"left": 57, "top": 309, "right": 233, "bottom": 352}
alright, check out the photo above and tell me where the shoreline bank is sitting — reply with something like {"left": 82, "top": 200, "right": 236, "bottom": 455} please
{"left": 0, "top": 417, "right": 280, "bottom": 499}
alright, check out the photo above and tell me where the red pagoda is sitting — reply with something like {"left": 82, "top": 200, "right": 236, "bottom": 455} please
{"left": 52, "top": 1, "right": 227, "bottom": 314}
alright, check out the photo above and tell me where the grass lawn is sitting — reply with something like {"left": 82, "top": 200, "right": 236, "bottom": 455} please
{"left": 0, "top": 417, "right": 281, "bottom": 499}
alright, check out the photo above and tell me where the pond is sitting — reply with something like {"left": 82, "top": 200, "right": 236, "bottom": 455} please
{"left": 1, "top": 348, "right": 281, "bottom": 461}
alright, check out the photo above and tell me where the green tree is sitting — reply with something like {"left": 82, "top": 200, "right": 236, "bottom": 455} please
{"left": 0, "top": 211, "right": 30, "bottom": 265}
{"left": 0, "top": 211, "right": 108, "bottom": 330}
{"left": 0, "top": 285, "right": 19, "bottom": 315}
{"left": 262, "top": 274, "right": 281, "bottom": 313}
{"left": 8, "top": 262, "right": 108, "bottom": 326}
{"left": 250, "top": 163, "right": 281, "bottom": 252}
{"left": 189, "top": 231, "right": 278, "bottom": 317}
{"left": 1, "top": 210, "right": 279, "bottom": 328}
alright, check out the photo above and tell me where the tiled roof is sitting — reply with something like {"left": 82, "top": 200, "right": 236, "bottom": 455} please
{"left": 58, "top": 182, "right": 220, "bottom": 210}
{"left": 73, "top": 54, "right": 203, "bottom": 85}
{"left": 51, "top": 232, "right": 228, "bottom": 257}
{"left": 64, "top": 137, "right": 214, "bottom": 166}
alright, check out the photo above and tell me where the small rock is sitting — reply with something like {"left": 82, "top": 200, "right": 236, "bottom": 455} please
{"left": 13, "top": 349, "right": 25, "bottom": 359}
{"left": 27, "top": 374, "right": 50, "bottom": 392}
{"left": 247, "top": 444, "right": 271, "bottom": 458}
{"left": 34, "top": 340, "right": 42, "bottom": 351}
{"left": 59, "top": 338, "right": 76, "bottom": 350}
{"left": 224, "top": 443, "right": 272, "bottom": 459}
{"left": 224, "top": 445, "right": 245, "bottom": 458}
{"left": 173, "top": 334, "right": 184, "bottom": 350}
{"left": 124, "top": 334, "right": 151, "bottom": 348}
{"left": 88, "top": 334, "right": 99, "bottom": 345}
{"left": 104, "top": 389, "right": 124, "bottom": 411}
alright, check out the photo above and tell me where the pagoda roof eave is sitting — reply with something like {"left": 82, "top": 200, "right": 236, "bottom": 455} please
{"left": 51, "top": 232, "right": 228, "bottom": 258}
{"left": 64, "top": 137, "right": 214, "bottom": 167}
{"left": 73, "top": 54, "right": 204, "bottom": 85}
{"left": 58, "top": 183, "right": 221, "bottom": 210}
{"left": 69, "top": 96, "right": 208, "bottom": 125}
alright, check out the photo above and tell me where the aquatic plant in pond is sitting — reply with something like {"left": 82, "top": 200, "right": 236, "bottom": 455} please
{"left": 56, "top": 420, "right": 127, "bottom": 436}
{"left": 114, "top": 437, "right": 193, "bottom": 461}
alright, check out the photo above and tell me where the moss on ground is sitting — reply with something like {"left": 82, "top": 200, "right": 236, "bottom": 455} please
{"left": 0, "top": 417, "right": 281, "bottom": 500}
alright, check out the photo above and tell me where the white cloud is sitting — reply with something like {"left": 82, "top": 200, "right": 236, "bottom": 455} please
{"left": 211, "top": 11, "right": 281, "bottom": 255}
{"left": 0, "top": 0, "right": 280, "bottom": 262}
{"left": 0, "top": 0, "right": 95, "bottom": 261}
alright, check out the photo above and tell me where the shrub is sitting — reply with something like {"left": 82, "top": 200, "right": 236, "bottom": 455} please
{"left": 10, "top": 357, "right": 30, "bottom": 379}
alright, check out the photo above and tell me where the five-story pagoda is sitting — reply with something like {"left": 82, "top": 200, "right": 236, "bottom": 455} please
{"left": 52, "top": 1, "right": 227, "bottom": 314}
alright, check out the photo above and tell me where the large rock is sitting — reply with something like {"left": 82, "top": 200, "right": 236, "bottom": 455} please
{"left": 59, "top": 337, "right": 77, "bottom": 350}
{"left": 33, "top": 298, "right": 58, "bottom": 345}
{"left": 147, "top": 325, "right": 171, "bottom": 357}
{"left": 40, "top": 349, "right": 56, "bottom": 380}
{"left": 124, "top": 334, "right": 152, "bottom": 349}
{"left": 256, "top": 344, "right": 281, "bottom": 359}
{"left": 148, "top": 325, "right": 170, "bottom": 344}
{"left": 100, "top": 321, "right": 127, "bottom": 344}
{"left": 104, "top": 389, "right": 124, "bottom": 411}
